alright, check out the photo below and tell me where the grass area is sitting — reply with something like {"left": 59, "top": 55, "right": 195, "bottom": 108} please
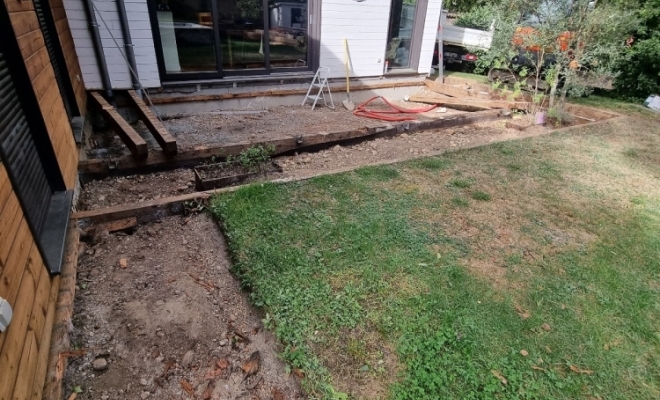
{"left": 211, "top": 115, "right": 660, "bottom": 399}
{"left": 444, "top": 70, "right": 491, "bottom": 84}
{"left": 569, "top": 94, "right": 660, "bottom": 119}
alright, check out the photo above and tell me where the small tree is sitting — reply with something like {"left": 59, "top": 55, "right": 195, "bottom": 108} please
{"left": 477, "top": 0, "right": 637, "bottom": 114}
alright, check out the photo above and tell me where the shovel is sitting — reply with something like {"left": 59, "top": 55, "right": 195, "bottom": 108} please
{"left": 342, "top": 38, "right": 355, "bottom": 111}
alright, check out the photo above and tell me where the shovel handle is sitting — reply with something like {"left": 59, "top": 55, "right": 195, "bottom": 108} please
{"left": 344, "top": 38, "right": 350, "bottom": 95}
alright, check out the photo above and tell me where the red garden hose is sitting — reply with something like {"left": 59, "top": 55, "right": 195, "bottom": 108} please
{"left": 353, "top": 96, "right": 437, "bottom": 122}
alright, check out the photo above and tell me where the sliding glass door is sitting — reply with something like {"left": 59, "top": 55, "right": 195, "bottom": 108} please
{"left": 149, "top": 0, "right": 314, "bottom": 81}
{"left": 386, "top": 0, "right": 418, "bottom": 69}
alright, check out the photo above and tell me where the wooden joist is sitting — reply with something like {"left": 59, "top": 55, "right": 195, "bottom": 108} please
{"left": 424, "top": 80, "right": 486, "bottom": 98}
{"left": 409, "top": 95, "right": 530, "bottom": 111}
{"left": 77, "top": 109, "right": 510, "bottom": 174}
{"left": 89, "top": 92, "right": 148, "bottom": 159}
{"left": 42, "top": 226, "right": 79, "bottom": 400}
{"left": 126, "top": 90, "right": 177, "bottom": 155}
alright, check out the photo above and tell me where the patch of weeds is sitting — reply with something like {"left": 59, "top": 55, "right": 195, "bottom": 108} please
{"left": 537, "top": 161, "right": 562, "bottom": 180}
{"left": 471, "top": 191, "right": 491, "bottom": 201}
{"left": 624, "top": 148, "right": 639, "bottom": 158}
{"left": 630, "top": 196, "right": 645, "bottom": 205}
{"left": 452, "top": 196, "right": 470, "bottom": 207}
{"left": 450, "top": 178, "right": 473, "bottom": 189}
{"left": 355, "top": 165, "right": 400, "bottom": 181}
{"left": 408, "top": 157, "right": 451, "bottom": 171}
{"left": 507, "top": 163, "right": 522, "bottom": 172}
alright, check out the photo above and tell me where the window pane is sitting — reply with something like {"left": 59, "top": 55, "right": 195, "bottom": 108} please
{"left": 156, "top": 0, "right": 217, "bottom": 73}
{"left": 386, "top": 0, "right": 417, "bottom": 69}
{"left": 217, "top": 0, "right": 266, "bottom": 70}
{"left": 268, "top": 0, "right": 308, "bottom": 68}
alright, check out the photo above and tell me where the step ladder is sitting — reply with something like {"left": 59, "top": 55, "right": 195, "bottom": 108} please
{"left": 302, "top": 67, "right": 334, "bottom": 110}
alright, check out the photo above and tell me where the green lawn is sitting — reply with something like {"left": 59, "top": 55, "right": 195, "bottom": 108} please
{"left": 211, "top": 114, "right": 660, "bottom": 399}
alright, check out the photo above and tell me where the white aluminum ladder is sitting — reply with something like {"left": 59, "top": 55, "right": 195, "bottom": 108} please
{"left": 302, "top": 67, "right": 334, "bottom": 110}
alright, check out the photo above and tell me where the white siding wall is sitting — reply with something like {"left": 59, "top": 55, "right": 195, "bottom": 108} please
{"left": 63, "top": 0, "right": 160, "bottom": 89}
{"left": 418, "top": 0, "right": 442, "bottom": 74}
{"left": 320, "top": 0, "right": 443, "bottom": 79}
{"left": 319, "top": 0, "right": 391, "bottom": 78}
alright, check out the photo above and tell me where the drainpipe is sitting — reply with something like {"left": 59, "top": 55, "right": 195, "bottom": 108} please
{"left": 83, "top": 0, "right": 114, "bottom": 102}
{"left": 116, "top": 0, "right": 142, "bottom": 96}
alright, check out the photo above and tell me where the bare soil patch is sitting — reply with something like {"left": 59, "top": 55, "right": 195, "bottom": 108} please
{"left": 79, "top": 120, "right": 549, "bottom": 211}
{"left": 64, "top": 214, "right": 302, "bottom": 400}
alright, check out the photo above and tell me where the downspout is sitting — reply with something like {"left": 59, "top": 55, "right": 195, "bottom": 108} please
{"left": 83, "top": 0, "right": 114, "bottom": 102}
{"left": 116, "top": 0, "right": 142, "bottom": 96}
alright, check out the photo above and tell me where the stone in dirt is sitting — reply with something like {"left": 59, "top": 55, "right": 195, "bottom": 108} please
{"left": 219, "top": 339, "right": 229, "bottom": 347}
{"left": 141, "top": 391, "right": 151, "bottom": 399}
{"left": 182, "top": 350, "right": 195, "bottom": 367}
{"left": 140, "top": 378, "right": 148, "bottom": 386}
{"left": 92, "top": 358, "right": 108, "bottom": 371}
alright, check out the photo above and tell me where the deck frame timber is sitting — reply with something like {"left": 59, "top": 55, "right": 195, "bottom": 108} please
{"left": 78, "top": 109, "right": 511, "bottom": 175}
{"left": 126, "top": 90, "right": 177, "bottom": 155}
{"left": 89, "top": 92, "right": 148, "bottom": 159}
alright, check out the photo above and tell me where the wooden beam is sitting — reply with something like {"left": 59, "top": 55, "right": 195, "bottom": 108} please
{"left": 149, "top": 80, "right": 425, "bottom": 105}
{"left": 77, "top": 110, "right": 509, "bottom": 174}
{"left": 425, "top": 80, "right": 480, "bottom": 98}
{"left": 89, "top": 92, "right": 148, "bottom": 159}
{"left": 42, "top": 226, "right": 79, "bottom": 400}
{"left": 126, "top": 90, "right": 177, "bottom": 155}
{"left": 409, "top": 95, "right": 530, "bottom": 111}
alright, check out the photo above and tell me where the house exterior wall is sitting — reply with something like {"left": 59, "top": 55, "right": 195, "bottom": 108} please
{"left": 319, "top": 0, "right": 441, "bottom": 79}
{"left": 51, "top": 0, "right": 88, "bottom": 112}
{"left": 0, "top": 0, "right": 82, "bottom": 397}
{"left": 417, "top": 0, "right": 441, "bottom": 74}
{"left": 319, "top": 0, "right": 392, "bottom": 78}
{"left": 63, "top": 0, "right": 161, "bottom": 89}
{"left": 61, "top": 0, "right": 440, "bottom": 87}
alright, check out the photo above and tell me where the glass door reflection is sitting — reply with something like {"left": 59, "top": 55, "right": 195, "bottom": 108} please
{"left": 268, "top": 0, "right": 308, "bottom": 68}
{"left": 155, "top": 0, "right": 217, "bottom": 73}
{"left": 217, "top": 0, "right": 266, "bottom": 71}
{"left": 386, "top": 0, "right": 418, "bottom": 69}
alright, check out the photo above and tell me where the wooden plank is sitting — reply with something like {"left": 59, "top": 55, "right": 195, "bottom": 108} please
{"left": 0, "top": 165, "right": 12, "bottom": 212}
{"left": 0, "top": 264, "right": 37, "bottom": 400}
{"left": 127, "top": 90, "right": 177, "bottom": 155}
{"left": 24, "top": 45, "right": 50, "bottom": 83}
{"left": 77, "top": 109, "right": 510, "bottom": 174}
{"left": 0, "top": 198, "right": 23, "bottom": 266}
{"left": 42, "top": 227, "right": 78, "bottom": 400}
{"left": 16, "top": 30, "right": 45, "bottom": 61}
{"left": 8, "top": 11, "right": 40, "bottom": 38}
{"left": 409, "top": 95, "right": 530, "bottom": 111}
{"left": 0, "top": 221, "right": 33, "bottom": 304}
{"left": 5, "top": 0, "right": 35, "bottom": 12}
{"left": 425, "top": 80, "right": 479, "bottom": 98}
{"left": 101, "top": 217, "right": 138, "bottom": 232}
{"left": 73, "top": 111, "right": 512, "bottom": 224}
{"left": 31, "top": 275, "right": 58, "bottom": 400}
{"left": 150, "top": 80, "right": 425, "bottom": 105}
{"left": 12, "top": 331, "right": 39, "bottom": 400}
{"left": 89, "top": 92, "right": 148, "bottom": 159}
{"left": 29, "top": 259, "right": 50, "bottom": 349}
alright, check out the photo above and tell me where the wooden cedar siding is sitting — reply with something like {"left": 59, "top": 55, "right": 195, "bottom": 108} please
{"left": 0, "top": 165, "right": 61, "bottom": 400}
{"left": 5, "top": 0, "right": 79, "bottom": 190}
{"left": 50, "top": 0, "right": 87, "bottom": 113}
{"left": 0, "top": 0, "right": 82, "bottom": 398}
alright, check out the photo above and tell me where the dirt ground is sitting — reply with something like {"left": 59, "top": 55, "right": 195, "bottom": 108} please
{"left": 79, "top": 117, "right": 548, "bottom": 211}
{"left": 65, "top": 214, "right": 303, "bottom": 400}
